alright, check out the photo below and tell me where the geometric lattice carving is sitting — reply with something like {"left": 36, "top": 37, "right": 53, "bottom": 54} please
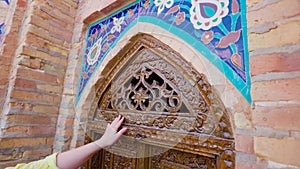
{"left": 87, "top": 33, "right": 235, "bottom": 169}
{"left": 96, "top": 47, "right": 231, "bottom": 137}
{"left": 109, "top": 66, "right": 185, "bottom": 113}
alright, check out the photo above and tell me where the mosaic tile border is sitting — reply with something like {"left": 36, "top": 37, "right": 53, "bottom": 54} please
{"left": 76, "top": 0, "right": 251, "bottom": 105}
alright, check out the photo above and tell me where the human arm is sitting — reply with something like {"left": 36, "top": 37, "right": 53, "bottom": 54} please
{"left": 56, "top": 115, "right": 127, "bottom": 169}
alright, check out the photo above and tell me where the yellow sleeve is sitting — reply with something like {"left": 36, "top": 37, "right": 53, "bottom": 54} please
{"left": 5, "top": 153, "right": 59, "bottom": 169}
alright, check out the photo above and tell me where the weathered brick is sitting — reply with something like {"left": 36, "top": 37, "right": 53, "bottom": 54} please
{"left": 235, "top": 162, "right": 252, "bottom": 169}
{"left": 21, "top": 45, "right": 68, "bottom": 67}
{"left": 62, "top": 0, "right": 78, "bottom": 8}
{"left": 58, "top": 117, "right": 74, "bottom": 127}
{"left": 246, "top": 0, "right": 261, "bottom": 9}
{"left": 16, "top": 67, "right": 63, "bottom": 84}
{"left": 0, "top": 76, "right": 9, "bottom": 85}
{"left": 254, "top": 126, "right": 289, "bottom": 139}
{"left": 25, "top": 33, "right": 45, "bottom": 47}
{"left": 45, "top": 0, "right": 75, "bottom": 16}
{"left": 27, "top": 126, "right": 56, "bottom": 136}
{"left": 60, "top": 95, "right": 75, "bottom": 105}
{"left": 31, "top": 4, "right": 69, "bottom": 29}
{"left": 40, "top": 63, "right": 66, "bottom": 77}
{"left": 22, "top": 147, "right": 52, "bottom": 159}
{"left": 253, "top": 105, "right": 300, "bottom": 131}
{"left": 248, "top": 22, "right": 300, "bottom": 51}
{"left": 6, "top": 114, "right": 57, "bottom": 125}
{"left": 247, "top": 0, "right": 300, "bottom": 28}
{"left": 0, "top": 56, "right": 13, "bottom": 66}
{"left": 25, "top": 39, "right": 68, "bottom": 64}
{"left": 45, "top": 43, "right": 69, "bottom": 57}
{"left": 29, "top": 14, "right": 73, "bottom": 42}
{"left": 46, "top": 137, "right": 55, "bottom": 146}
{"left": 3, "top": 126, "right": 28, "bottom": 135}
{"left": 2, "top": 34, "right": 19, "bottom": 56}
{"left": 0, "top": 138, "right": 47, "bottom": 149}
{"left": 250, "top": 50, "right": 300, "bottom": 76}
{"left": 10, "top": 90, "right": 61, "bottom": 104}
{"left": 290, "top": 131, "right": 300, "bottom": 140}
{"left": 30, "top": 59, "right": 42, "bottom": 69}
{"left": 53, "top": 96, "right": 62, "bottom": 105}
{"left": 4, "top": 125, "right": 56, "bottom": 136}
{"left": 32, "top": 104, "right": 59, "bottom": 114}
{"left": 38, "top": 3, "right": 74, "bottom": 25}
{"left": 28, "top": 14, "right": 51, "bottom": 35}
{"left": 36, "top": 84, "right": 63, "bottom": 94}
{"left": 17, "top": 0, "right": 27, "bottom": 8}
{"left": 14, "top": 78, "right": 36, "bottom": 89}
{"left": 251, "top": 78, "right": 300, "bottom": 101}
{"left": 9, "top": 102, "right": 31, "bottom": 111}
{"left": 254, "top": 137, "right": 300, "bottom": 167}
{"left": 0, "top": 66, "right": 10, "bottom": 85}
{"left": 58, "top": 107, "right": 75, "bottom": 116}
{"left": 0, "top": 88, "right": 5, "bottom": 98}
{"left": 235, "top": 161, "right": 266, "bottom": 169}
{"left": 235, "top": 134, "right": 254, "bottom": 154}
{"left": 27, "top": 24, "right": 70, "bottom": 49}
{"left": 234, "top": 113, "right": 252, "bottom": 129}
{"left": 59, "top": 128, "right": 73, "bottom": 137}
{"left": 0, "top": 151, "right": 23, "bottom": 161}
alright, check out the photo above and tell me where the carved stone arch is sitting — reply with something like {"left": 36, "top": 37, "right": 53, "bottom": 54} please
{"left": 86, "top": 33, "right": 235, "bottom": 169}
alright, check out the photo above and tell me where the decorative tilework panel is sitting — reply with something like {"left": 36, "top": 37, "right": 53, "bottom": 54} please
{"left": 1, "top": 0, "right": 9, "bottom": 5}
{"left": 0, "top": 0, "right": 9, "bottom": 43}
{"left": 76, "top": 0, "right": 251, "bottom": 105}
{"left": 0, "top": 23, "right": 5, "bottom": 43}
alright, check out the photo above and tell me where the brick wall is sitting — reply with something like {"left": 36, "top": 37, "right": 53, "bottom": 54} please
{"left": 0, "top": 1, "right": 9, "bottom": 45}
{"left": 235, "top": 0, "right": 300, "bottom": 168}
{"left": 52, "top": 0, "right": 130, "bottom": 152}
{"left": 0, "top": 3, "right": 9, "bottom": 21}
{"left": 54, "top": 0, "right": 300, "bottom": 169}
{"left": 1, "top": 0, "right": 299, "bottom": 168}
{"left": 0, "top": 0, "right": 78, "bottom": 167}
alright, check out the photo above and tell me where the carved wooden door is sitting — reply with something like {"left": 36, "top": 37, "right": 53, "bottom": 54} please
{"left": 85, "top": 34, "right": 235, "bottom": 169}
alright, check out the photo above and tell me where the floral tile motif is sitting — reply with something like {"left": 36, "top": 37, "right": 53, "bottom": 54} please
{"left": 0, "top": 23, "right": 5, "bottom": 43}
{"left": 0, "top": 0, "right": 9, "bottom": 43}
{"left": 1, "top": 0, "right": 9, "bottom": 5}
{"left": 77, "top": 0, "right": 251, "bottom": 105}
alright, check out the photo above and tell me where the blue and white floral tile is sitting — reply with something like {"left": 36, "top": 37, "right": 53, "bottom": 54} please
{"left": 76, "top": 0, "right": 251, "bottom": 105}
{"left": 0, "top": 0, "right": 10, "bottom": 43}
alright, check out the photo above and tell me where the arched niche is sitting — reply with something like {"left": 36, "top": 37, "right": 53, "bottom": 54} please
{"left": 84, "top": 33, "right": 235, "bottom": 169}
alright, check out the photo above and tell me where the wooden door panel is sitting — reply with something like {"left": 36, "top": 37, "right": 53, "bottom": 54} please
{"left": 89, "top": 146, "right": 217, "bottom": 169}
{"left": 112, "top": 155, "right": 136, "bottom": 169}
{"left": 150, "top": 147, "right": 217, "bottom": 169}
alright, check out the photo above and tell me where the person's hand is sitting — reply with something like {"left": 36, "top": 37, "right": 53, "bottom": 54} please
{"left": 94, "top": 115, "right": 127, "bottom": 148}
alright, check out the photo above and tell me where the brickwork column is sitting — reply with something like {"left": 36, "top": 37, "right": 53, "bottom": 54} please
{"left": 237, "top": 0, "right": 300, "bottom": 168}
{"left": 0, "top": 0, "right": 78, "bottom": 168}
{"left": 52, "top": 0, "right": 122, "bottom": 151}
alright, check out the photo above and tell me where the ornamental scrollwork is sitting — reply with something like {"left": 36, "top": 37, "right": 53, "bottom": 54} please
{"left": 109, "top": 66, "right": 183, "bottom": 113}
{"left": 88, "top": 34, "right": 235, "bottom": 168}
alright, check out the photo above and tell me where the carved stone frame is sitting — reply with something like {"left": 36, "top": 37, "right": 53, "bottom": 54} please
{"left": 86, "top": 33, "right": 235, "bottom": 169}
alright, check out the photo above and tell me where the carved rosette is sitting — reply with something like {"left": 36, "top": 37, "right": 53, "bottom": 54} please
{"left": 96, "top": 48, "right": 231, "bottom": 137}
{"left": 87, "top": 33, "right": 234, "bottom": 168}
